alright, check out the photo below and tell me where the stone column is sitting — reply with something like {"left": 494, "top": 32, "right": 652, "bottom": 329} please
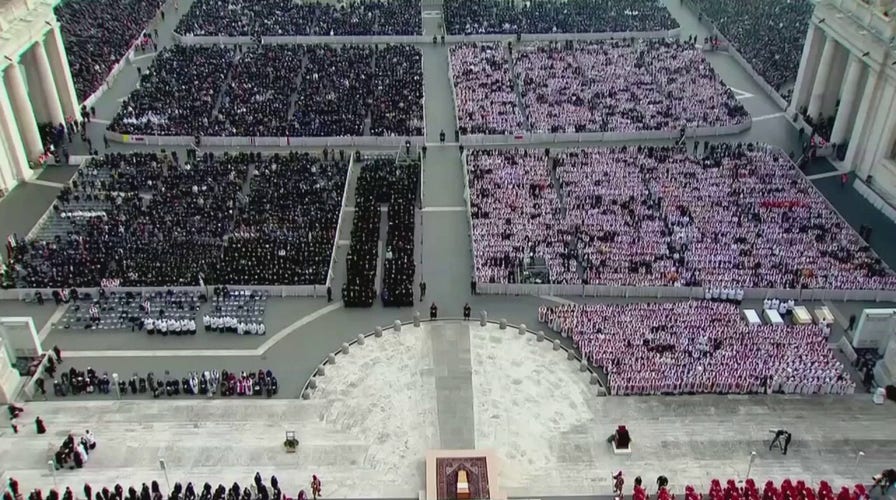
{"left": 33, "top": 40, "right": 65, "bottom": 126}
{"left": 0, "top": 136, "right": 15, "bottom": 191}
{"left": 790, "top": 23, "right": 824, "bottom": 114}
{"left": 807, "top": 36, "right": 837, "bottom": 120}
{"left": 44, "top": 25, "right": 79, "bottom": 119}
{"left": 0, "top": 85, "right": 31, "bottom": 180}
{"left": 4, "top": 63, "right": 42, "bottom": 159}
{"left": 845, "top": 68, "right": 880, "bottom": 172}
{"left": 830, "top": 54, "right": 865, "bottom": 146}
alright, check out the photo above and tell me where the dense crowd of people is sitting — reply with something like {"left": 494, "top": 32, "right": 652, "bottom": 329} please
{"left": 515, "top": 40, "right": 749, "bottom": 134}
{"left": 343, "top": 162, "right": 383, "bottom": 307}
{"left": 6, "top": 152, "right": 345, "bottom": 288}
{"left": 110, "top": 45, "right": 234, "bottom": 136}
{"left": 444, "top": 0, "right": 676, "bottom": 35}
{"left": 382, "top": 161, "right": 419, "bottom": 307}
{"left": 450, "top": 43, "right": 524, "bottom": 135}
{"left": 690, "top": 0, "right": 812, "bottom": 95}
{"left": 2, "top": 472, "right": 322, "bottom": 500}
{"left": 221, "top": 152, "right": 347, "bottom": 285}
{"left": 55, "top": 0, "right": 162, "bottom": 100}
{"left": 176, "top": 0, "right": 420, "bottom": 36}
{"left": 110, "top": 45, "right": 422, "bottom": 137}
{"left": 540, "top": 301, "right": 855, "bottom": 396}
{"left": 467, "top": 148, "right": 568, "bottom": 284}
{"left": 44, "top": 367, "right": 279, "bottom": 398}
{"left": 468, "top": 144, "right": 896, "bottom": 290}
{"left": 209, "top": 46, "right": 304, "bottom": 137}
{"left": 369, "top": 46, "right": 424, "bottom": 137}
{"left": 344, "top": 157, "right": 419, "bottom": 307}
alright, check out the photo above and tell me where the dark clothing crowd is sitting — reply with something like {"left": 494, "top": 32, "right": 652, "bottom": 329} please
{"left": 46, "top": 367, "right": 279, "bottom": 398}
{"left": 6, "top": 474, "right": 299, "bottom": 500}
{"left": 690, "top": 0, "right": 812, "bottom": 98}
{"left": 382, "top": 162, "right": 419, "bottom": 307}
{"left": 5, "top": 151, "right": 346, "bottom": 288}
{"left": 55, "top": 0, "right": 162, "bottom": 100}
{"left": 109, "top": 45, "right": 423, "bottom": 138}
{"left": 109, "top": 45, "right": 234, "bottom": 136}
{"left": 344, "top": 158, "right": 420, "bottom": 307}
{"left": 176, "top": 0, "right": 421, "bottom": 36}
{"left": 444, "top": 0, "right": 677, "bottom": 35}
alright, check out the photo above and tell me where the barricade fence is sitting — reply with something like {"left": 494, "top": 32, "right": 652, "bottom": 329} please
{"left": 172, "top": 29, "right": 680, "bottom": 46}
{"left": 326, "top": 153, "right": 355, "bottom": 289}
{"left": 0, "top": 284, "right": 325, "bottom": 301}
{"left": 473, "top": 282, "right": 896, "bottom": 302}
{"left": 471, "top": 143, "right": 896, "bottom": 303}
{"left": 105, "top": 131, "right": 426, "bottom": 147}
{"left": 458, "top": 119, "right": 752, "bottom": 146}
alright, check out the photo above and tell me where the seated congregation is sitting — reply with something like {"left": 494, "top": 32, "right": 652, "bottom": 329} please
{"left": 540, "top": 301, "right": 854, "bottom": 396}
{"left": 109, "top": 45, "right": 423, "bottom": 138}
{"left": 177, "top": 0, "right": 420, "bottom": 36}
{"left": 468, "top": 143, "right": 896, "bottom": 290}
{"left": 614, "top": 475, "right": 870, "bottom": 500}
{"left": 344, "top": 158, "right": 420, "bottom": 307}
{"left": 5, "top": 472, "right": 299, "bottom": 500}
{"left": 689, "top": 0, "right": 812, "bottom": 97}
{"left": 44, "top": 367, "right": 279, "bottom": 398}
{"left": 450, "top": 40, "right": 748, "bottom": 135}
{"left": 4, "top": 152, "right": 346, "bottom": 288}
{"left": 55, "top": 0, "right": 162, "bottom": 100}
{"left": 450, "top": 43, "right": 524, "bottom": 136}
{"left": 51, "top": 430, "right": 97, "bottom": 470}
{"left": 444, "top": 0, "right": 676, "bottom": 35}
{"left": 516, "top": 39, "right": 748, "bottom": 134}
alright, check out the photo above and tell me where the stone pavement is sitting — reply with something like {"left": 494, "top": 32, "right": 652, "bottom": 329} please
{"left": 2, "top": 323, "right": 894, "bottom": 499}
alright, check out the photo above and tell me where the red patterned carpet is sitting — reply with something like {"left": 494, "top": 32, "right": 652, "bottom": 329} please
{"left": 436, "top": 456, "right": 490, "bottom": 500}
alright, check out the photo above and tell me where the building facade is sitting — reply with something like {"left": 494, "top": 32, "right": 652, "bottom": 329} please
{"left": 0, "top": 0, "right": 79, "bottom": 195}
{"left": 790, "top": 0, "right": 896, "bottom": 198}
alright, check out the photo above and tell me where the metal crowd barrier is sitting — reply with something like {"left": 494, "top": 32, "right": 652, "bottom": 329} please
{"left": 444, "top": 28, "right": 680, "bottom": 43}
{"left": 458, "top": 119, "right": 752, "bottom": 146}
{"left": 0, "top": 284, "right": 325, "bottom": 301}
{"left": 472, "top": 282, "right": 896, "bottom": 302}
{"left": 104, "top": 131, "right": 425, "bottom": 147}
{"left": 172, "top": 29, "right": 681, "bottom": 46}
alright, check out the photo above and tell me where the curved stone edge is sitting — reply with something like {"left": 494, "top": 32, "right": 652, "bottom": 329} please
{"left": 300, "top": 316, "right": 607, "bottom": 399}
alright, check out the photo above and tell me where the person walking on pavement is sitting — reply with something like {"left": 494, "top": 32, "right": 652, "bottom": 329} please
{"left": 430, "top": 302, "right": 438, "bottom": 320}
{"left": 463, "top": 303, "right": 471, "bottom": 320}
{"left": 419, "top": 281, "right": 426, "bottom": 302}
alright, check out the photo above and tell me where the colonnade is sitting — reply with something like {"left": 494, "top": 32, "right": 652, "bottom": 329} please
{"left": 0, "top": 23, "right": 80, "bottom": 194}
{"left": 788, "top": 4, "right": 896, "bottom": 188}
